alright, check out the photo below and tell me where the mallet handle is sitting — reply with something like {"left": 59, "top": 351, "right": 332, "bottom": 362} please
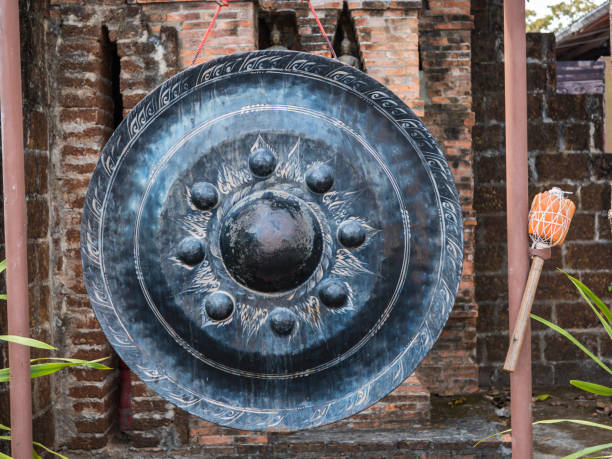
{"left": 503, "top": 255, "right": 545, "bottom": 372}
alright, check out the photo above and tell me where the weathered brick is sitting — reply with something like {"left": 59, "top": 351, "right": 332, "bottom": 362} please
{"left": 537, "top": 272, "right": 580, "bottom": 300}
{"left": 27, "top": 198, "right": 49, "bottom": 239}
{"left": 527, "top": 122, "right": 558, "bottom": 152}
{"left": 535, "top": 153, "right": 590, "bottom": 181}
{"left": 543, "top": 332, "right": 598, "bottom": 361}
{"left": 565, "top": 242, "right": 612, "bottom": 270}
{"left": 474, "top": 243, "right": 505, "bottom": 272}
{"left": 26, "top": 110, "right": 48, "bottom": 151}
{"left": 554, "top": 360, "right": 611, "bottom": 385}
{"left": 556, "top": 302, "right": 602, "bottom": 330}
{"left": 24, "top": 152, "right": 49, "bottom": 195}
{"left": 473, "top": 124, "right": 504, "bottom": 152}
{"left": 590, "top": 153, "right": 612, "bottom": 180}
{"left": 473, "top": 185, "right": 505, "bottom": 212}
{"left": 527, "top": 94, "right": 543, "bottom": 120}
{"left": 474, "top": 274, "right": 507, "bottom": 302}
{"left": 66, "top": 435, "right": 109, "bottom": 450}
{"left": 546, "top": 94, "right": 590, "bottom": 121}
{"left": 579, "top": 273, "right": 612, "bottom": 300}
{"left": 73, "top": 398, "right": 114, "bottom": 415}
{"left": 480, "top": 215, "right": 507, "bottom": 243}
{"left": 565, "top": 212, "right": 595, "bottom": 241}
{"left": 563, "top": 123, "right": 591, "bottom": 151}
{"left": 68, "top": 382, "right": 117, "bottom": 399}
{"left": 527, "top": 63, "right": 551, "bottom": 92}
{"left": 476, "top": 303, "right": 506, "bottom": 333}
{"left": 581, "top": 183, "right": 611, "bottom": 211}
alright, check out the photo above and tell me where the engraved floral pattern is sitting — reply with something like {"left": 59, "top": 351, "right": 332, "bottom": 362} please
{"left": 81, "top": 50, "right": 463, "bottom": 431}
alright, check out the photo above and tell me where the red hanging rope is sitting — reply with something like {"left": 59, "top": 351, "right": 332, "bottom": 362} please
{"left": 304, "top": 0, "right": 337, "bottom": 59}
{"left": 190, "top": 1, "right": 227, "bottom": 66}
{"left": 190, "top": 0, "right": 336, "bottom": 66}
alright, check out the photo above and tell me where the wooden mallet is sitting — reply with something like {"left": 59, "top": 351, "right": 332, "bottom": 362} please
{"left": 504, "top": 187, "right": 576, "bottom": 372}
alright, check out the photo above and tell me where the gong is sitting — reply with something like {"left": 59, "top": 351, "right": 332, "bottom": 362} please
{"left": 81, "top": 50, "right": 463, "bottom": 431}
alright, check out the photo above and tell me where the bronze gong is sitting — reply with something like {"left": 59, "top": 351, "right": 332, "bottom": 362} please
{"left": 81, "top": 50, "right": 464, "bottom": 431}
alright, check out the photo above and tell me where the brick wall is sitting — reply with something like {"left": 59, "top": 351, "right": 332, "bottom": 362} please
{"left": 12, "top": 0, "right": 481, "bottom": 455}
{"left": 472, "top": 0, "right": 612, "bottom": 387}
{"left": 350, "top": 0, "right": 422, "bottom": 114}
{"left": 47, "top": 2, "right": 182, "bottom": 450}
{"left": 0, "top": 0, "right": 54, "bottom": 454}
{"left": 415, "top": 0, "right": 478, "bottom": 396}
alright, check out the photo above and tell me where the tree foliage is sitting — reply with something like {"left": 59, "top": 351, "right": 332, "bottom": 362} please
{"left": 526, "top": 0, "right": 601, "bottom": 33}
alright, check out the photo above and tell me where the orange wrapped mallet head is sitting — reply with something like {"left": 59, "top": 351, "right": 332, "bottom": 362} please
{"left": 528, "top": 188, "right": 576, "bottom": 248}
{"left": 504, "top": 187, "right": 575, "bottom": 372}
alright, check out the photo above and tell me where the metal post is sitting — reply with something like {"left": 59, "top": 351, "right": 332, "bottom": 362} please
{"left": 504, "top": 0, "right": 532, "bottom": 458}
{"left": 600, "top": 56, "right": 612, "bottom": 152}
{"left": 0, "top": 1, "right": 34, "bottom": 458}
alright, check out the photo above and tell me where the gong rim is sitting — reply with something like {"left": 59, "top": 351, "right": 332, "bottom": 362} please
{"left": 81, "top": 50, "right": 464, "bottom": 431}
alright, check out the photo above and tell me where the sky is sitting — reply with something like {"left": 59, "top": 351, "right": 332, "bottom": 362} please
{"left": 527, "top": 0, "right": 606, "bottom": 16}
{"left": 526, "top": 0, "right": 607, "bottom": 31}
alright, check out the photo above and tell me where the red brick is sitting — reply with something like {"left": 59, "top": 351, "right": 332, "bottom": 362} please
{"left": 194, "top": 435, "right": 234, "bottom": 445}
{"left": 68, "top": 382, "right": 117, "bottom": 399}
{"left": 581, "top": 183, "right": 611, "bottom": 211}
{"left": 66, "top": 435, "right": 109, "bottom": 450}
{"left": 131, "top": 416, "right": 171, "bottom": 430}
{"left": 75, "top": 414, "right": 115, "bottom": 434}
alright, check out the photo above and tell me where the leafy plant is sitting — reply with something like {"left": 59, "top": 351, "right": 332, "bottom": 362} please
{"left": 532, "top": 271, "right": 612, "bottom": 397}
{"left": 0, "top": 335, "right": 110, "bottom": 383}
{"left": 0, "top": 423, "right": 67, "bottom": 459}
{"left": 0, "top": 260, "right": 111, "bottom": 458}
{"left": 476, "top": 271, "right": 612, "bottom": 458}
{"left": 526, "top": 0, "right": 601, "bottom": 33}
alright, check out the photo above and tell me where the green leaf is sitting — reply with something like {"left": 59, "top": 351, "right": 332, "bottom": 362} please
{"left": 27, "top": 362, "right": 74, "bottom": 380}
{"left": 473, "top": 427, "right": 512, "bottom": 446}
{"left": 563, "top": 443, "right": 612, "bottom": 459}
{"left": 0, "top": 357, "right": 112, "bottom": 382}
{"left": 0, "top": 335, "right": 56, "bottom": 350}
{"left": 563, "top": 274, "right": 612, "bottom": 342}
{"left": 534, "top": 419, "right": 612, "bottom": 431}
{"left": 570, "top": 380, "right": 612, "bottom": 396}
{"left": 530, "top": 314, "right": 612, "bottom": 375}
{"left": 30, "top": 357, "right": 112, "bottom": 370}
{"left": 562, "top": 271, "right": 612, "bottom": 326}
{"left": 0, "top": 260, "right": 7, "bottom": 274}
{"left": 0, "top": 295, "right": 7, "bottom": 301}
{"left": 474, "top": 419, "right": 612, "bottom": 447}
{"left": 32, "top": 448, "right": 41, "bottom": 459}
{"left": 535, "top": 394, "right": 551, "bottom": 401}
{"left": 0, "top": 423, "right": 66, "bottom": 459}
{"left": 0, "top": 434, "right": 12, "bottom": 459}
{"left": 29, "top": 361, "right": 106, "bottom": 379}
{"left": 33, "top": 441, "right": 69, "bottom": 459}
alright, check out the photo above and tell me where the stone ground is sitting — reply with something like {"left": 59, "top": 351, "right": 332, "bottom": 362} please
{"left": 63, "top": 386, "right": 611, "bottom": 458}
{"left": 529, "top": 387, "right": 612, "bottom": 458}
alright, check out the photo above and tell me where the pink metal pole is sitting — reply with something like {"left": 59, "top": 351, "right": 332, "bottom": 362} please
{"left": 0, "top": 1, "right": 34, "bottom": 458}
{"left": 504, "top": 0, "right": 532, "bottom": 457}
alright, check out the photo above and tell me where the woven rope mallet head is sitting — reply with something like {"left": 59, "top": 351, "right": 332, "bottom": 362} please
{"left": 504, "top": 187, "right": 576, "bottom": 372}
{"left": 528, "top": 187, "right": 576, "bottom": 250}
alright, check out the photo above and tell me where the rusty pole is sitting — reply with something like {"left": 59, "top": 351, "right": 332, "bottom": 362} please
{"left": 504, "top": 0, "right": 532, "bottom": 457}
{"left": 0, "top": 1, "right": 34, "bottom": 458}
